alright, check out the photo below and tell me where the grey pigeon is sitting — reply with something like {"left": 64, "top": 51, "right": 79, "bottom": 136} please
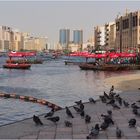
{"left": 128, "top": 118, "right": 136, "bottom": 127}
{"left": 116, "top": 127, "right": 122, "bottom": 138}
{"left": 73, "top": 106, "right": 82, "bottom": 113}
{"left": 44, "top": 108, "right": 54, "bottom": 118}
{"left": 64, "top": 120, "right": 72, "bottom": 127}
{"left": 66, "top": 106, "right": 74, "bottom": 118}
{"left": 47, "top": 116, "right": 60, "bottom": 123}
{"left": 89, "top": 98, "right": 96, "bottom": 103}
{"left": 33, "top": 115, "right": 43, "bottom": 125}
{"left": 85, "top": 115, "right": 91, "bottom": 123}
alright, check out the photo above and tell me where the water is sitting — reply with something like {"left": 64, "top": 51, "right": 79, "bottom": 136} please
{"left": 0, "top": 56, "right": 140, "bottom": 126}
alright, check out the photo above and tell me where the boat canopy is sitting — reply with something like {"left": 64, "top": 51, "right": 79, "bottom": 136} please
{"left": 8, "top": 51, "right": 36, "bottom": 57}
{"left": 69, "top": 52, "right": 137, "bottom": 58}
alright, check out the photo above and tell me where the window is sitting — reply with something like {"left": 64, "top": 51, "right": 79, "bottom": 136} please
{"left": 123, "top": 19, "right": 129, "bottom": 29}
{"left": 133, "top": 15, "right": 138, "bottom": 27}
{"left": 116, "top": 22, "right": 120, "bottom": 31}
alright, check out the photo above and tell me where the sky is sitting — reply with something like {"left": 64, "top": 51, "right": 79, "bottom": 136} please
{"left": 0, "top": 1, "right": 140, "bottom": 45}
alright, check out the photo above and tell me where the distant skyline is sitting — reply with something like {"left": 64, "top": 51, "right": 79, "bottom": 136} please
{"left": 0, "top": 1, "right": 140, "bottom": 44}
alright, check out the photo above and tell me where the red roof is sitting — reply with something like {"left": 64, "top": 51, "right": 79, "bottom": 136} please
{"left": 8, "top": 52, "right": 36, "bottom": 57}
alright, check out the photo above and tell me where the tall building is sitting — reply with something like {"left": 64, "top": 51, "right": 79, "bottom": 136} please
{"left": 105, "top": 22, "right": 116, "bottom": 50}
{"left": 73, "top": 29, "right": 83, "bottom": 44}
{"left": 109, "top": 23, "right": 116, "bottom": 50}
{"left": 23, "top": 34, "right": 48, "bottom": 51}
{"left": 115, "top": 10, "right": 140, "bottom": 52}
{"left": 94, "top": 26, "right": 105, "bottom": 50}
{"left": 11, "top": 30, "right": 24, "bottom": 51}
{"left": 73, "top": 29, "right": 83, "bottom": 51}
{"left": 0, "top": 26, "right": 12, "bottom": 51}
{"left": 59, "top": 29, "right": 70, "bottom": 49}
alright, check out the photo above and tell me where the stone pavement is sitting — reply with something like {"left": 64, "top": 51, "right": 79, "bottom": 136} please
{"left": 0, "top": 91, "right": 140, "bottom": 139}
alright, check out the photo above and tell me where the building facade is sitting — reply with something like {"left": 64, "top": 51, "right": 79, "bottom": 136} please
{"left": 59, "top": 29, "right": 70, "bottom": 49}
{"left": 109, "top": 23, "right": 116, "bottom": 50}
{"left": 11, "top": 30, "right": 24, "bottom": 51}
{"left": 105, "top": 22, "right": 116, "bottom": 50}
{"left": 94, "top": 26, "right": 105, "bottom": 50}
{"left": 24, "top": 35, "right": 48, "bottom": 51}
{"left": 73, "top": 30, "right": 83, "bottom": 44}
{"left": 0, "top": 26, "right": 12, "bottom": 51}
{"left": 73, "top": 29, "right": 83, "bottom": 51}
{"left": 115, "top": 10, "right": 140, "bottom": 52}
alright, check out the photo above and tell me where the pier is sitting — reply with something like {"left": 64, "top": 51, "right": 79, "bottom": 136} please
{"left": 0, "top": 91, "right": 140, "bottom": 139}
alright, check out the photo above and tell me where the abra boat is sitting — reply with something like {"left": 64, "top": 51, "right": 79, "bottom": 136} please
{"left": 3, "top": 63, "right": 31, "bottom": 69}
{"left": 79, "top": 63, "right": 140, "bottom": 71}
{"left": 3, "top": 51, "right": 32, "bottom": 69}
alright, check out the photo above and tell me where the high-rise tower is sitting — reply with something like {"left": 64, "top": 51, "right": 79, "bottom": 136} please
{"left": 59, "top": 29, "right": 70, "bottom": 49}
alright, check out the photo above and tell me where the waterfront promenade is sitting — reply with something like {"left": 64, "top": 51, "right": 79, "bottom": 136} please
{"left": 0, "top": 88, "right": 140, "bottom": 139}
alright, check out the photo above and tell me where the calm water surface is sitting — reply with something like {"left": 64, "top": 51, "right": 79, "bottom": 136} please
{"left": 0, "top": 57, "right": 140, "bottom": 126}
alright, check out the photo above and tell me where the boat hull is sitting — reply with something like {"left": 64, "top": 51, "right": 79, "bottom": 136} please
{"left": 3, "top": 63, "right": 31, "bottom": 69}
{"left": 6, "top": 59, "right": 43, "bottom": 64}
{"left": 79, "top": 63, "right": 140, "bottom": 71}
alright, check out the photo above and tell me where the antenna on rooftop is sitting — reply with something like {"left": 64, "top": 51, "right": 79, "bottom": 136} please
{"left": 116, "top": 12, "right": 121, "bottom": 19}
{"left": 125, "top": 8, "right": 129, "bottom": 15}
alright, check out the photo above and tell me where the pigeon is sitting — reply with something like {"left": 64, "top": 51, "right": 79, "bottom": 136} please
{"left": 89, "top": 97, "right": 96, "bottom": 103}
{"left": 44, "top": 108, "right": 54, "bottom": 118}
{"left": 85, "top": 115, "right": 91, "bottom": 123}
{"left": 133, "top": 108, "right": 140, "bottom": 116}
{"left": 123, "top": 100, "right": 129, "bottom": 107}
{"left": 111, "top": 103, "right": 120, "bottom": 109}
{"left": 73, "top": 106, "right": 82, "bottom": 113}
{"left": 106, "top": 99, "right": 115, "bottom": 105}
{"left": 75, "top": 100, "right": 82, "bottom": 105}
{"left": 117, "top": 97, "right": 122, "bottom": 106}
{"left": 116, "top": 127, "right": 122, "bottom": 138}
{"left": 47, "top": 116, "right": 60, "bottom": 123}
{"left": 99, "top": 95, "right": 107, "bottom": 103}
{"left": 66, "top": 107, "right": 74, "bottom": 118}
{"left": 110, "top": 85, "right": 114, "bottom": 93}
{"left": 128, "top": 118, "right": 136, "bottom": 127}
{"left": 103, "top": 115, "right": 114, "bottom": 125}
{"left": 80, "top": 103, "right": 84, "bottom": 110}
{"left": 100, "top": 121, "right": 109, "bottom": 130}
{"left": 107, "top": 110, "right": 112, "bottom": 117}
{"left": 131, "top": 103, "right": 140, "bottom": 109}
{"left": 103, "top": 91, "right": 110, "bottom": 99}
{"left": 89, "top": 124, "right": 100, "bottom": 137}
{"left": 33, "top": 115, "right": 43, "bottom": 125}
{"left": 64, "top": 120, "right": 72, "bottom": 127}
{"left": 80, "top": 110, "right": 85, "bottom": 118}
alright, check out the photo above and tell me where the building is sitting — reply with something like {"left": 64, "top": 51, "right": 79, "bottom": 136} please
{"left": 73, "top": 29, "right": 83, "bottom": 44}
{"left": 109, "top": 23, "right": 116, "bottom": 50}
{"left": 59, "top": 29, "right": 70, "bottom": 49}
{"left": 94, "top": 26, "right": 105, "bottom": 50}
{"left": 104, "top": 22, "right": 116, "bottom": 50}
{"left": 11, "top": 30, "right": 24, "bottom": 51}
{"left": 73, "top": 29, "right": 83, "bottom": 51}
{"left": 0, "top": 26, "right": 12, "bottom": 52}
{"left": 115, "top": 10, "right": 140, "bottom": 52}
{"left": 24, "top": 35, "right": 48, "bottom": 51}
{"left": 68, "top": 42, "right": 80, "bottom": 52}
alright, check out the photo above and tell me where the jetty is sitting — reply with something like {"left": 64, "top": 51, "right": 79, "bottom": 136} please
{"left": 0, "top": 91, "right": 140, "bottom": 139}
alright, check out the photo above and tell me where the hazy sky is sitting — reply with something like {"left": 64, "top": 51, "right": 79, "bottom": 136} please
{"left": 0, "top": 1, "right": 140, "bottom": 44}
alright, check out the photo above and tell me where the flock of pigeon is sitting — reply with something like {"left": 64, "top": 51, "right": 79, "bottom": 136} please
{"left": 32, "top": 85, "right": 140, "bottom": 139}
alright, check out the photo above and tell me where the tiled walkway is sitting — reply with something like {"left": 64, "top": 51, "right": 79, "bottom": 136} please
{"left": 0, "top": 91, "right": 140, "bottom": 139}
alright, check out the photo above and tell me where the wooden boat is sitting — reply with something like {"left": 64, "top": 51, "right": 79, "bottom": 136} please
{"left": 6, "top": 59, "right": 43, "bottom": 64}
{"left": 3, "top": 63, "right": 31, "bottom": 69}
{"left": 64, "top": 60, "right": 83, "bottom": 65}
{"left": 79, "top": 63, "right": 140, "bottom": 71}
